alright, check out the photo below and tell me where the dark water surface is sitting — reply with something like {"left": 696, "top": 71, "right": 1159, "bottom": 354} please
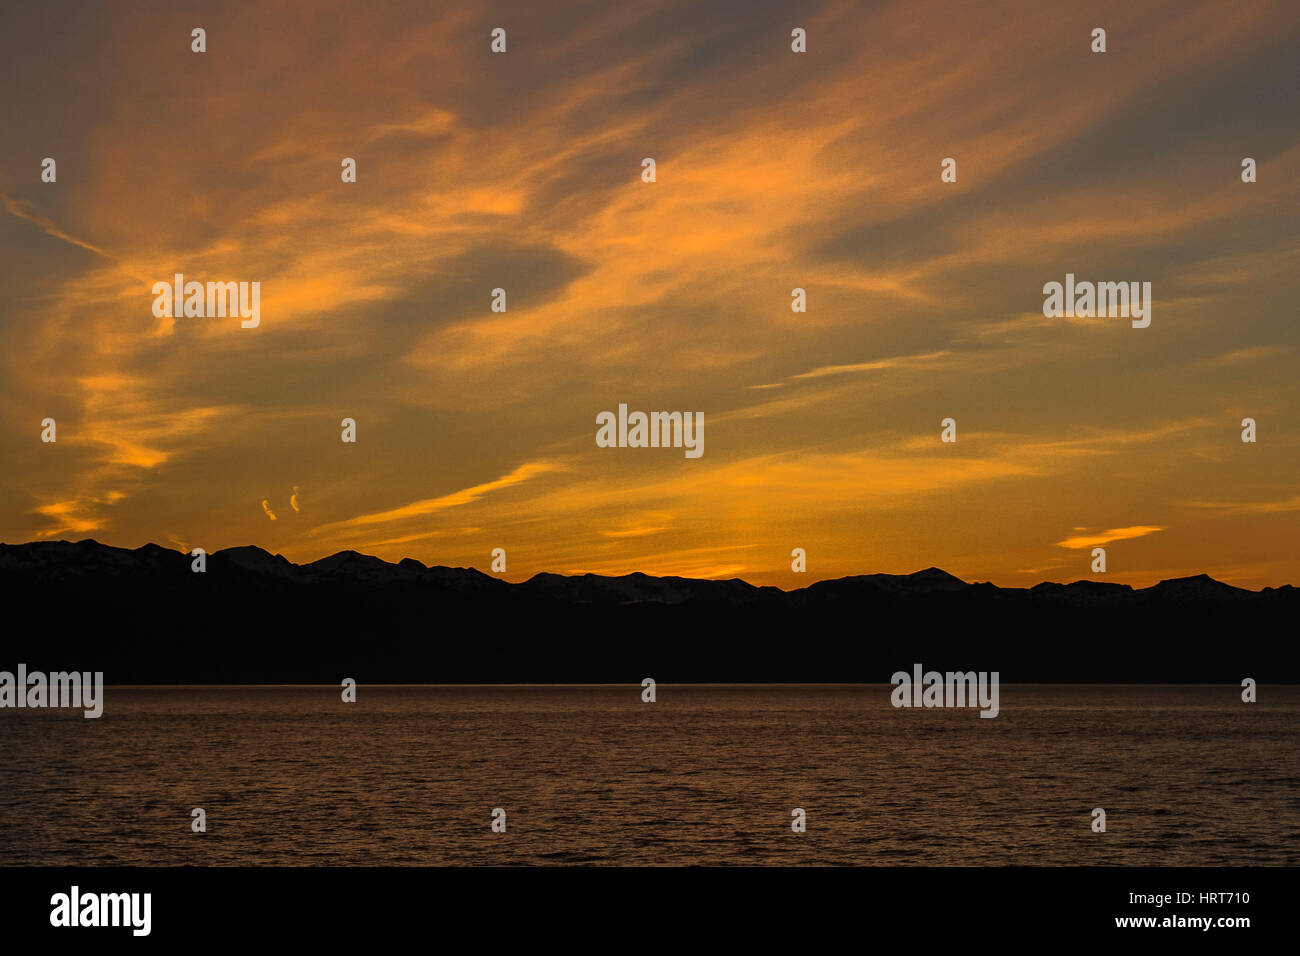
{"left": 2, "top": 684, "right": 1296, "bottom": 865}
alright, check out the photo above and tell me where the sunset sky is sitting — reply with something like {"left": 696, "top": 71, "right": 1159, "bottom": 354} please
{"left": 1, "top": 0, "right": 1297, "bottom": 588}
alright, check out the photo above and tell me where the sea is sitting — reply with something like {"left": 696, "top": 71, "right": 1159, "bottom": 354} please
{"left": 1, "top": 684, "right": 1296, "bottom": 865}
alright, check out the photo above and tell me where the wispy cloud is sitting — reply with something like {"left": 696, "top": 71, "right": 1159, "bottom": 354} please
{"left": 311, "top": 461, "right": 567, "bottom": 535}
{"left": 787, "top": 351, "right": 954, "bottom": 382}
{"left": 1056, "top": 526, "right": 1166, "bottom": 550}
{"left": 1182, "top": 496, "right": 1300, "bottom": 515}
{"left": 0, "top": 192, "right": 118, "bottom": 262}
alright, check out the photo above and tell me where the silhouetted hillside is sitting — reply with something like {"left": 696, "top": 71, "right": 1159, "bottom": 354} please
{"left": 0, "top": 540, "right": 1294, "bottom": 682}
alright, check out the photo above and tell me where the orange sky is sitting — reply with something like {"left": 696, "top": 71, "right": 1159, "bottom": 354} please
{"left": 1, "top": 0, "right": 1297, "bottom": 588}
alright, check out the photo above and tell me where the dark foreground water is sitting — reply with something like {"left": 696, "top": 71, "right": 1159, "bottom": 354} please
{"left": 1, "top": 684, "right": 1296, "bottom": 865}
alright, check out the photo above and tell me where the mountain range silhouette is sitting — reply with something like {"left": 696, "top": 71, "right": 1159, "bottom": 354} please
{"left": 1, "top": 539, "right": 1294, "bottom": 683}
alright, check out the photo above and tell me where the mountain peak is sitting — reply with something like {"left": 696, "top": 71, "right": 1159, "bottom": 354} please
{"left": 906, "top": 567, "right": 968, "bottom": 586}
{"left": 1145, "top": 574, "right": 1248, "bottom": 597}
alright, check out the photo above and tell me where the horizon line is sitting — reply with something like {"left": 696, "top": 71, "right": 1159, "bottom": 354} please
{"left": 1, "top": 537, "right": 1295, "bottom": 594}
